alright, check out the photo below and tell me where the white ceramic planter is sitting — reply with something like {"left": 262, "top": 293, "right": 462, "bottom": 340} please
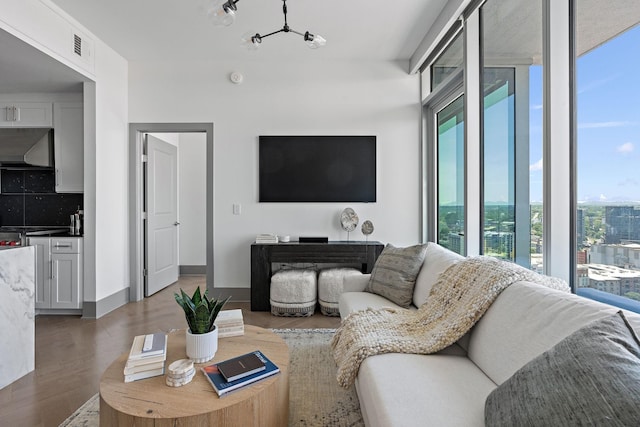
{"left": 185, "top": 327, "right": 218, "bottom": 363}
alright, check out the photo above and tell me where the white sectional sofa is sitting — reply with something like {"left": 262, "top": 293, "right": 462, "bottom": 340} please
{"left": 338, "top": 242, "right": 640, "bottom": 426}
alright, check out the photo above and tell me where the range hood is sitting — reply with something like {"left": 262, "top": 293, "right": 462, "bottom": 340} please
{"left": 0, "top": 128, "right": 54, "bottom": 167}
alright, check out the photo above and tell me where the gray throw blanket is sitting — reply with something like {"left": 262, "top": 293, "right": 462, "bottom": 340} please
{"left": 331, "top": 256, "right": 570, "bottom": 388}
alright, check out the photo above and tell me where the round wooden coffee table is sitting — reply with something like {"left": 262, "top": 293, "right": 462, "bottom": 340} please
{"left": 100, "top": 325, "right": 289, "bottom": 426}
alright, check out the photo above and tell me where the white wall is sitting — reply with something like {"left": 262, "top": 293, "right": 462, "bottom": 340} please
{"left": 93, "top": 38, "right": 128, "bottom": 301}
{"left": 178, "top": 133, "right": 206, "bottom": 266}
{"left": 129, "top": 59, "right": 421, "bottom": 288}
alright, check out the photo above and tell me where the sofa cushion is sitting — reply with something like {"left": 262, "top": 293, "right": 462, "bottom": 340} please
{"left": 365, "top": 243, "right": 428, "bottom": 308}
{"left": 467, "top": 280, "right": 629, "bottom": 385}
{"left": 413, "top": 242, "right": 465, "bottom": 307}
{"left": 356, "top": 353, "right": 496, "bottom": 427}
{"left": 485, "top": 311, "right": 640, "bottom": 426}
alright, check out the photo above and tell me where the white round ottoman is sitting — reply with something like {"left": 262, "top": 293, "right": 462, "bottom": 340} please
{"left": 269, "top": 269, "right": 317, "bottom": 317}
{"left": 318, "top": 268, "right": 363, "bottom": 316}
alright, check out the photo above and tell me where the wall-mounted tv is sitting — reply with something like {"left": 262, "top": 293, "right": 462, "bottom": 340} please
{"left": 259, "top": 135, "right": 376, "bottom": 203}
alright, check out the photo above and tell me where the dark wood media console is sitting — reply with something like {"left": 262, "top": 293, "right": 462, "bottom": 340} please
{"left": 250, "top": 241, "right": 384, "bottom": 311}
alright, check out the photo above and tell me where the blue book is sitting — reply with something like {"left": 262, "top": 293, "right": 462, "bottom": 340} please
{"left": 201, "top": 350, "right": 280, "bottom": 397}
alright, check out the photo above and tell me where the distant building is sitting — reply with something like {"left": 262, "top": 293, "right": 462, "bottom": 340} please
{"left": 589, "top": 242, "right": 640, "bottom": 269}
{"left": 579, "top": 263, "right": 640, "bottom": 296}
{"left": 577, "top": 264, "right": 589, "bottom": 288}
{"left": 448, "top": 233, "right": 465, "bottom": 255}
{"left": 577, "top": 208, "right": 585, "bottom": 248}
{"left": 577, "top": 250, "right": 588, "bottom": 264}
{"left": 484, "top": 231, "right": 514, "bottom": 260}
{"left": 605, "top": 206, "right": 640, "bottom": 244}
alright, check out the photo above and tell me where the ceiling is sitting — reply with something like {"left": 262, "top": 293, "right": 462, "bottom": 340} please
{"left": 48, "top": 0, "right": 449, "bottom": 62}
{"left": 2, "top": 0, "right": 638, "bottom": 94}
{"left": 0, "top": 28, "right": 87, "bottom": 93}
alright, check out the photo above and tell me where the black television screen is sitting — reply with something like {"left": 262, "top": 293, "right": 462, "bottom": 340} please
{"left": 259, "top": 135, "right": 376, "bottom": 202}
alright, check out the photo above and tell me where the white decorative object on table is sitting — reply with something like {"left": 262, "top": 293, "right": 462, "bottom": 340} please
{"left": 166, "top": 359, "right": 195, "bottom": 387}
{"left": 186, "top": 327, "right": 218, "bottom": 363}
{"left": 340, "top": 207, "right": 359, "bottom": 241}
{"left": 361, "top": 220, "right": 374, "bottom": 242}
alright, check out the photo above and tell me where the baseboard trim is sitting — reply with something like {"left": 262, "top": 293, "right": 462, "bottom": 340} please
{"left": 83, "top": 287, "right": 130, "bottom": 319}
{"left": 212, "top": 287, "right": 250, "bottom": 302}
{"left": 180, "top": 265, "right": 206, "bottom": 275}
{"left": 82, "top": 286, "right": 249, "bottom": 318}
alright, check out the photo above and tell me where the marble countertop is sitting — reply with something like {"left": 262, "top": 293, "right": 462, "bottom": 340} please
{"left": 0, "top": 245, "right": 35, "bottom": 389}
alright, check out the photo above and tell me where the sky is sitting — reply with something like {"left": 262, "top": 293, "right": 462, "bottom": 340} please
{"left": 529, "top": 23, "right": 640, "bottom": 203}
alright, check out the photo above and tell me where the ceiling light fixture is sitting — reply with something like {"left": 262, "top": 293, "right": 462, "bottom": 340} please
{"left": 207, "top": 0, "right": 326, "bottom": 50}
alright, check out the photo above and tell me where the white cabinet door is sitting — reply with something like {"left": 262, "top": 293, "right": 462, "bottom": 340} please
{"left": 51, "top": 253, "right": 81, "bottom": 309}
{"left": 29, "top": 237, "right": 51, "bottom": 309}
{"left": 0, "top": 102, "right": 52, "bottom": 127}
{"left": 54, "top": 102, "right": 84, "bottom": 193}
{"left": 29, "top": 237, "right": 83, "bottom": 310}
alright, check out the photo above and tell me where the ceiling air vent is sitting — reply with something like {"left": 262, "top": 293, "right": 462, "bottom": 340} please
{"left": 70, "top": 28, "right": 93, "bottom": 63}
{"left": 73, "top": 33, "right": 82, "bottom": 57}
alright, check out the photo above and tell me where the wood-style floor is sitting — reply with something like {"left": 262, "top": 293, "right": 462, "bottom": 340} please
{"left": 0, "top": 276, "right": 340, "bottom": 427}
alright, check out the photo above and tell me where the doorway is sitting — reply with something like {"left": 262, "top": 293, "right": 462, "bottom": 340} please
{"left": 129, "top": 123, "right": 214, "bottom": 302}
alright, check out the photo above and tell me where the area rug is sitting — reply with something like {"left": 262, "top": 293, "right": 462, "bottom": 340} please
{"left": 59, "top": 328, "right": 363, "bottom": 427}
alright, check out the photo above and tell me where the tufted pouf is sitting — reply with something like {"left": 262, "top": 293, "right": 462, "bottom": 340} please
{"left": 270, "top": 269, "right": 317, "bottom": 317}
{"left": 318, "top": 268, "right": 363, "bottom": 316}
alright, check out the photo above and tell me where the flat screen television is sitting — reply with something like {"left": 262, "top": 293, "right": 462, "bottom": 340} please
{"left": 259, "top": 135, "right": 376, "bottom": 202}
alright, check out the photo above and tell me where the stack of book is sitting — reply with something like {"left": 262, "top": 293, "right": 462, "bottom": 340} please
{"left": 124, "top": 332, "right": 167, "bottom": 383}
{"left": 201, "top": 350, "right": 280, "bottom": 397}
{"left": 215, "top": 309, "right": 245, "bottom": 338}
{"left": 256, "top": 234, "right": 278, "bottom": 243}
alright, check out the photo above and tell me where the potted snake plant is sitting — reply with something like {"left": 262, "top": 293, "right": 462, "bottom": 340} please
{"left": 174, "top": 287, "right": 230, "bottom": 363}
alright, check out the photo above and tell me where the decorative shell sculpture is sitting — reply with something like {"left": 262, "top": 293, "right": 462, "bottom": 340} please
{"left": 340, "top": 207, "right": 359, "bottom": 232}
{"left": 361, "top": 220, "right": 374, "bottom": 236}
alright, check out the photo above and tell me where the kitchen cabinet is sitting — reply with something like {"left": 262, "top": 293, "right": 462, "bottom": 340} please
{"left": 0, "top": 102, "right": 52, "bottom": 127}
{"left": 29, "top": 236, "right": 83, "bottom": 310}
{"left": 53, "top": 102, "right": 84, "bottom": 193}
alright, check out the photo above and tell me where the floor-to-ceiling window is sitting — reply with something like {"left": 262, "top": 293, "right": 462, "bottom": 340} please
{"left": 576, "top": 0, "right": 640, "bottom": 308}
{"left": 422, "top": 0, "right": 585, "bottom": 287}
{"left": 481, "top": 0, "right": 543, "bottom": 269}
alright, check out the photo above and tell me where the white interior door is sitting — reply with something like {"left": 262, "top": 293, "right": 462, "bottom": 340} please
{"left": 145, "top": 134, "right": 179, "bottom": 296}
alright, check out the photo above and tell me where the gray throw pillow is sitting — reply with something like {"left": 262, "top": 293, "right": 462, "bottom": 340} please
{"left": 485, "top": 310, "right": 640, "bottom": 427}
{"left": 365, "top": 243, "right": 428, "bottom": 308}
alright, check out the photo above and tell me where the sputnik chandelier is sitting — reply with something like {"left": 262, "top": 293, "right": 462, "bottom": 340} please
{"left": 207, "top": 0, "right": 326, "bottom": 50}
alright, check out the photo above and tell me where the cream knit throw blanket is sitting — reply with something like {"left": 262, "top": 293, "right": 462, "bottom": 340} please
{"left": 330, "top": 256, "right": 570, "bottom": 388}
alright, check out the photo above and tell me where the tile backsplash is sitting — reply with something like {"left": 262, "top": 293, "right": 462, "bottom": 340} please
{"left": 0, "top": 169, "right": 83, "bottom": 227}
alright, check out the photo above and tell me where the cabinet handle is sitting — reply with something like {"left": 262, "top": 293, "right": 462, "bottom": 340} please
{"left": 50, "top": 260, "right": 53, "bottom": 279}
{"left": 54, "top": 244, "right": 72, "bottom": 248}
{"left": 13, "top": 106, "right": 19, "bottom": 122}
{"left": 55, "top": 169, "right": 59, "bottom": 187}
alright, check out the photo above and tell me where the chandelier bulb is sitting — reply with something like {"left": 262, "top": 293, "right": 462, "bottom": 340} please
{"left": 304, "top": 31, "right": 326, "bottom": 49}
{"left": 208, "top": 0, "right": 237, "bottom": 27}
{"left": 241, "top": 31, "right": 262, "bottom": 50}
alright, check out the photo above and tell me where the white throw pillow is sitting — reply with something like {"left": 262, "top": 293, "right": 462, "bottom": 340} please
{"left": 412, "top": 243, "right": 465, "bottom": 307}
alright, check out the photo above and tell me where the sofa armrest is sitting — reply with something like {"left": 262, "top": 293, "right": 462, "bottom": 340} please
{"left": 344, "top": 274, "right": 370, "bottom": 292}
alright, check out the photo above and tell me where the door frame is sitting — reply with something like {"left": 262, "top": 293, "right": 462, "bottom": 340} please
{"left": 422, "top": 70, "right": 464, "bottom": 246}
{"left": 129, "top": 123, "right": 214, "bottom": 302}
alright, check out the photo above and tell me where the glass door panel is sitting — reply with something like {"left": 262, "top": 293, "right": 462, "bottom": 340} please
{"left": 483, "top": 68, "right": 515, "bottom": 261}
{"left": 437, "top": 94, "right": 465, "bottom": 255}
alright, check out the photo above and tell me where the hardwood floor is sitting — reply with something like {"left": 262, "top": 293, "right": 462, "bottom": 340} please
{"left": 0, "top": 276, "right": 340, "bottom": 427}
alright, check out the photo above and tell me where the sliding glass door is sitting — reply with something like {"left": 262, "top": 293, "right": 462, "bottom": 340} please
{"left": 436, "top": 94, "right": 465, "bottom": 255}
